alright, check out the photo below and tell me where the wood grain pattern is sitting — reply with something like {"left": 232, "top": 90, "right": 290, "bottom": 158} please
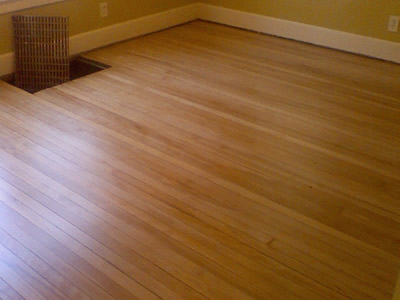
{"left": 0, "top": 20, "right": 399, "bottom": 299}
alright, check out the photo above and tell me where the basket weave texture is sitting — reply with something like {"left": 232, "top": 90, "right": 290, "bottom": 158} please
{"left": 13, "top": 16, "right": 69, "bottom": 93}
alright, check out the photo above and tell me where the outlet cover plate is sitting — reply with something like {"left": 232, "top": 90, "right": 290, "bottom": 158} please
{"left": 388, "top": 16, "right": 400, "bottom": 33}
{"left": 100, "top": 2, "right": 108, "bottom": 18}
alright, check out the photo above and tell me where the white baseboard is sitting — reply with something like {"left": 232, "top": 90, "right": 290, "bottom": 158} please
{"left": 70, "top": 3, "right": 200, "bottom": 55}
{"left": 1, "top": 2, "right": 399, "bottom": 76}
{"left": 0, "top": 3, "right": 200, "bottom": 77}
{"left": 199, "top": 4, "right": 400, "bottom": 64}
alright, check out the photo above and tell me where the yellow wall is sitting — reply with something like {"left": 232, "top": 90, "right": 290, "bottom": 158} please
{"left": 200, "top": 0, "right": 400, "bottom": 43}
{"left": 0, "top": 0, "right": 194, "bottom": 55}
{"left": 2, "top": 0, "right": 399, "bottom": 55}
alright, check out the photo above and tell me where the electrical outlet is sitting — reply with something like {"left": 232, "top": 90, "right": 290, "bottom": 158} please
{"left": 388, "top": 16, "right": 399, "bottom": 33}
{"left": 100, "top": 2, "right": 108, "bottom": 18}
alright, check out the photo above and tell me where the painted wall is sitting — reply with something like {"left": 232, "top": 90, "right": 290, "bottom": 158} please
{"left": 0, "top": 0, "right": 194, "bottom": 55}
{"left": 200, "top": 0, "right": 400, "bottom": 43}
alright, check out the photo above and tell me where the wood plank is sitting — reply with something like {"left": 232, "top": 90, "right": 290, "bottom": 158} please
{"left": 0, "top": 257, "right": 47, "bottom": 300}
{"left": 0, "top": 100, "right": 390, "bottom": 300}
{"left": 0, "top": 278, "right": 24, "bottom": 300}
{"left": 4, "top": 86, "right": 398, "bottom": 284}
{"left": 0, "top": 20, "right": 399, "bottom": 300}
{"left": 0, "top": 103, "right": 364, "bottom": 300}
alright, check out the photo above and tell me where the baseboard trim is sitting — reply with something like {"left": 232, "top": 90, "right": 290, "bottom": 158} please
{"left": 2, "top": 2, "right": 399, "bottom": 76}
{"left": 0, "top": 3, "right": 200, "bottom": 77}
{"left": 70, "top": 3, "right": 200, "bottom": 55}
{"left": 198, "top": 4, "right": 400, "bottom": 64}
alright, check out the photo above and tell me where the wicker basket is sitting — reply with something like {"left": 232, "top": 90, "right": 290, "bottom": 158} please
{"left": 13, "top": 16, "right": 69, "bottom": 93}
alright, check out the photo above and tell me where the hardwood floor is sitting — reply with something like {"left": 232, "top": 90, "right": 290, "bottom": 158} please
{"left": 0, "top": 20, "right": 399, "bottom": 299}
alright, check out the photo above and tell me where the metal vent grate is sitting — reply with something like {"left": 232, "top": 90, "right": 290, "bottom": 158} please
{"left": 12, "top": 16, "right": 69, "bottom": 93}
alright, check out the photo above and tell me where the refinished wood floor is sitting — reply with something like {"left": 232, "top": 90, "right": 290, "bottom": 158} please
{"left": 0, "top": 21, "right": 399, "bottom": 300}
